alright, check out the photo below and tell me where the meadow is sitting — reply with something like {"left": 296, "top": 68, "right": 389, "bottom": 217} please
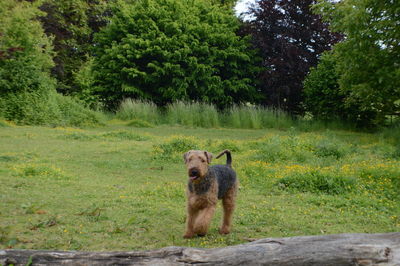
{"left": 0, "top": 120, "right": 399, "bottom": 251}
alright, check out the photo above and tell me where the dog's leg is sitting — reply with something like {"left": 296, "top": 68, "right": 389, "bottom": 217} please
{"left": 184, "top": 204, "right": 199, "bottom": 238}
{"left": 194, "top": 205, "right": 216, "bottom": 236}
{"left": 220, "top": 185, "right": 237, "bottom": 234}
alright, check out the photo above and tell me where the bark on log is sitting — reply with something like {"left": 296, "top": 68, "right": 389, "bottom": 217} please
{"left": 1, "top": 232, "right": 399, "bottom": 266}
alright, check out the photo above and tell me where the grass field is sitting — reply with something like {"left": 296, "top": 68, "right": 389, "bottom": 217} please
{"left": 0, "top": 121, "right": 399, "bottom": 251}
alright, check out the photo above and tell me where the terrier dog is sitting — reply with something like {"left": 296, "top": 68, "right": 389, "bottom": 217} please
{"left": 183, "top": 149, "right": 238, "bottom": 238}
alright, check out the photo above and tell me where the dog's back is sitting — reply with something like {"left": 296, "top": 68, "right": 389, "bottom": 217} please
{"left": 210, "top": 165, "right": 236, "bottom": 199}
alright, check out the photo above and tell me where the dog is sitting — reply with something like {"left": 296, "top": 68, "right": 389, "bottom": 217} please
{"left": 183, "top": 149, "right": 238, "bottom": 238}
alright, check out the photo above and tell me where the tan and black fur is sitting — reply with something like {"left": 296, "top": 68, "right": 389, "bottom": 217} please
{"left": 183, "top": 149, "right": 238, "bottom": 238}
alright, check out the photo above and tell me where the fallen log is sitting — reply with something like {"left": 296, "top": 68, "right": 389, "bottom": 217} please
{"left": 1, "top": 232, "right": 399, "bottom": 265}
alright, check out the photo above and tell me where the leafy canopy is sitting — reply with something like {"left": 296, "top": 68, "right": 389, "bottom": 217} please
{"left": 92, "top": 0, "right": 260, "bottom": 110}
{"left": 37, "top": 0, "right": 110, "bottom": 94}
{"left": 313, "top": 0, "right": 400, "bottom": 125}
{"left": 245, "top": 0, "right": 342, "bottom": 114}
{"left": 0, "top": 0, "right": 55, "bottom": 96}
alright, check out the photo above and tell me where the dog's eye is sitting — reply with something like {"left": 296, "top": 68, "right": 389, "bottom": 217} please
{"left": 201, "top": 159, "right": 205, "bottom": 163}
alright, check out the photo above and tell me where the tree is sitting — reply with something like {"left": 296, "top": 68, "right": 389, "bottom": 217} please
{"left": 244, "top": 0, "right": 342, "bottom": 114}
{"left": 0, "top": 0, "right": 103, "bottom": 125}
{"left": 303, "top": 52, "right": 344, "bottom": 121}
{"left": 37, "top": 0, "right": 110, "bottom": 94}
{"left": 0, "top": 0, "right": 55, "bottom": 96}
{"left": 313, "top": 0, "right": 400, "bottom": 125}
{"left": 91, "top": 0, "right": 260, "bottom": 110}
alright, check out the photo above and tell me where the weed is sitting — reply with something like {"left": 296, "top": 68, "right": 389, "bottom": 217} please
{"left": 127, "top": 119, "right": 154, "bottom": 128}
{"left": 153, "top": 135, "right": 201, "bottom": 161}
{"left": 313, "top": 139, "right": 347, "bottom": 159}
{"left": 21, "top": 203, "right": 41, "bottom": 214}
{"left": 30, "top": 217, "right": 58, "bottom": 230}
{"left": 13, "top": 164, "right": 68, "bottom": 180}
{"left": 277, "top": 170, "right": 357, "bottom": 195}
{"left": 0, "top": 155, "right": 18, "bottom": 162}
{"left": 64, "top": 132, "right": 97, "bottom": 141}
{"left": 102, "top": 130, "right": 150, "bottom": 141}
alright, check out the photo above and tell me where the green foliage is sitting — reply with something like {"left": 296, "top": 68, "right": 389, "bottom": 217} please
{"left": 0, "top": 90, "right": 104, "bottom": 126}
{"left": 278, "top": 171, "right": 357, "bottom": 195}
{"left": 0, "top": 91, "right": 61, "bottom": 125}
{"left": 313, "top": 0, "right": 400, "bottom": 126}
{"left": 303, "top": 52, "right": 346, "bottom": 121}
{"left": 92, "top": 0, "right": 260, "bottom": 109}
{"left": 0, "top": 0, "right": 55, "bottom": 95}
{"left": 73, "top": 57, "right": 101, "bottom": 108}
{"left": 38, "top": 0, "right": 109, "bottom": 94}
{"left": 0, "top": 0, "right": 103, "bottom": 127}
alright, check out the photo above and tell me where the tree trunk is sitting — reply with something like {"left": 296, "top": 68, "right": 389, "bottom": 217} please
{"left": 1, "top": 232, "right": 399, "bottom": 265}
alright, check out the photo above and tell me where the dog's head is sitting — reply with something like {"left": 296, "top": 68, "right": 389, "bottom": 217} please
{"left": 183, "top": 150, "right": 213, "bottom": 183}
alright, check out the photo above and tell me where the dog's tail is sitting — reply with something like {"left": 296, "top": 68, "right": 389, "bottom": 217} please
{"left": 216, "top": 149, "right": 232, "bottom": 167}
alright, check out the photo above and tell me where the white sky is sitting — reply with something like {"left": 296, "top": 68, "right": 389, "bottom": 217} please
{"left": 235, "top": 0, "right": 256, "bottom": 17}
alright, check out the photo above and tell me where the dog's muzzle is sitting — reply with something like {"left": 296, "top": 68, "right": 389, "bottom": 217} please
{"left": 189, "top": 168, "right": 200, "bottom": 181}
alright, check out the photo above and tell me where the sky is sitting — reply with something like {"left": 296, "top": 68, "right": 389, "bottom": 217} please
{"left": 235, "top": 0, "right": 257, "bottom": 18}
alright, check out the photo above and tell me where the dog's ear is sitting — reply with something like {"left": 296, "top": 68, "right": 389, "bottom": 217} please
{"left": 183, "top": 151, "right": 191, "bottom": 163}
{"left": 204, "top": 151, "right": 213, "bottom": 164}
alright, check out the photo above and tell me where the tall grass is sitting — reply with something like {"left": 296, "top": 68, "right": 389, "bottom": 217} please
{"left": 114, "top": 99, "right": 353, "bottom": 130}
{"left": 166, "top": 101, "right": 219, "bottom": 128}
{"left": 116, "top": 99, "right": 159, "bottom": 124}
{"left": 224, "top": 105, "right": 293, "bottom": 129}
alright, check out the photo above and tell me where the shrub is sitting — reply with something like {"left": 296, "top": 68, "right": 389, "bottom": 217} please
{"left": 54, "top": 94, "right": 105, "bottom": 127}
{"left": 303, "top": 52, "right": 345, "bottom": 121}
{"left": 0, "top": 91, "right": 104, "bottom": 127}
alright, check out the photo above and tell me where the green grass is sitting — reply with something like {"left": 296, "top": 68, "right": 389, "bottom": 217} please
{"left": 0, "top": 122, "right": 399, "bottom": 251}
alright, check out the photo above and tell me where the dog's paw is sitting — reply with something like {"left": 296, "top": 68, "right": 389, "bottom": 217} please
{"left": 183, "top": 233, "right": 195, "bottom": 239}
{"left": 219, "top": 227, "right": 230, "bottom": 235}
